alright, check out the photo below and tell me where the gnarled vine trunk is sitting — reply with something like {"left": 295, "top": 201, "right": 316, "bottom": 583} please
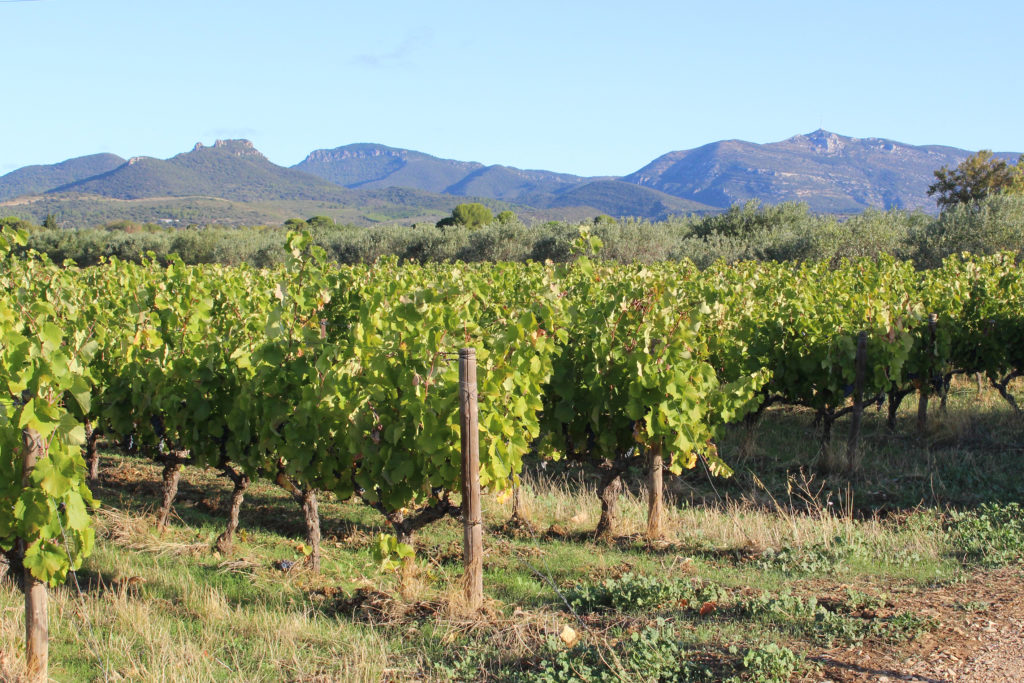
{"left": 84, "top": 419, "right": 101, "bottom": 481}
{"left": 509, "top": 482, "right": 532, "bottom": 528}
{"left": 595, "top": 468, "right": 622, "bottom": 540}
{"left": 275, "top": 468, "right": 322, "bottom": 572}
{"left": 214, "top": 467, "right": 250, "bottom": 554}
{"left": 818, "top": 412, "right": 834, "bottom": 452}
{"left": 156, "top": 451, "right": 187, "bottom": 533}
{"left": 386, "top": 510, "right": 414, "bottom": 547}
{"left": 992, "top": 371, "right": 1023, "bottom": 416}
{"left": 887, "top": 388, "right": 910, "bottom": 432}
{"left": 916, "top": 387, "right": 930, "bottom": 436}
{"left": 0, "top": 548, "right": 20, "bottom": 587}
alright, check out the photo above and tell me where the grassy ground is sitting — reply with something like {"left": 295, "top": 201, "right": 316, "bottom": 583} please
{"left": 2, "top": 377, "right": 1023, "bottom": 682}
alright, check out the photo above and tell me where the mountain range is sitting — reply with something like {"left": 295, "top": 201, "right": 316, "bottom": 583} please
{"left": 2, "top": 132, "right": 1016, "bottom": 228}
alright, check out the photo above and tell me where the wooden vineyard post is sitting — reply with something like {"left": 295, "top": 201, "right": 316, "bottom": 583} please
{"left": 917, "top": 314, "right": 938, "bottom": 436}
{"left": 647, "top": 445, "right": 664, "bottom": 541}
{"left": 21, "top": 428, "right": 48, "bottom": 683}
{"left": 846, "top": 331, "right": 868, "bottom": 473}
{"left": 458, "top": 348, "right": 483, "bottom": 611}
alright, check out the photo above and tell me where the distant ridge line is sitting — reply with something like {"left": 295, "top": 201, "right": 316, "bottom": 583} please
{"left": 1, "top": 132, "right": 1019, "bottom": 227}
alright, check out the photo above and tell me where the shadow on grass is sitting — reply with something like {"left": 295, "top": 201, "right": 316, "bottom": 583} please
{"left": 92, "top": 460, "right": 381, "bottom": 545}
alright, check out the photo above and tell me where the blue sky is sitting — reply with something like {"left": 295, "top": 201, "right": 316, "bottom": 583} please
{"left": 2, "top": 0, "right": 1021, "bottom": 176}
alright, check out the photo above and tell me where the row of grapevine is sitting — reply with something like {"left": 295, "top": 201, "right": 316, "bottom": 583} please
{"left": 4, "top": 231, "right": 1024, "bottom": 678}
{"left": 8, "top": 242, "right": 1024, "bottom": 561}
{"left": 540, "top": 248, "right": 767, "bottom": 537}
{"left": 683, "top": 254, "right": 1024, "bottom": 462}
{"left": 1, "top": 226, "right": 99, "bottom": 680}
{"left": 7, "top": 243, "right": 1024, "bottom": 561}
{"left": 85, "top": 236, "right": 569, "bottom": 566}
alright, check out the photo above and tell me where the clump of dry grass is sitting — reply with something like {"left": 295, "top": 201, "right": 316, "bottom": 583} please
{"left": 2, "top": 561, "right": 395, "bottom": 682}
{"left": 483, "top": 462, "right": 949, "bottom": 576}
{"left": 485, "top": 471, "right": 652, "bottom": 538}
{"left": 94, "top": 506, "right": 207, "bottom": 557}
{"left": 0, "top": 592, "right": 26, "bottom": 682}
{"left": 1, "top": 500, "right": 402, "bottom": 683}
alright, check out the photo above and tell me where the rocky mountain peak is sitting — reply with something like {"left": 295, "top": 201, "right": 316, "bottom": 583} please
{"left": 797, "top": 129, "right": 849, "bottom": 155}
{"left": 216, "top": 139, "right": 264, "bottom": 158}
{"left": 190, "top": 139, "right": 264, "bottom": 158}
{"left": 304, "top": 145, "right": 408, "bottom": 164}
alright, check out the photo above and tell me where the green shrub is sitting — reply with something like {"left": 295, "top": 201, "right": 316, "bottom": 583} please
{"left": 912, "top": 194, "right": 1024, "bottom": 267}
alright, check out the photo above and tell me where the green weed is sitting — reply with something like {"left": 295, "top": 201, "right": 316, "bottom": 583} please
{"left": 523, "top": 621, "right": 720, "bottom": 682}
{"left": 565, "top": 572, "right": 726, "bottom": 615}
{"left": 946, "top": 502, "right": 1024, "bottom": 566}
{"left": 738, "top": 589, "right": 936, "bottom": 648}
{"left": 754, "top": 536, "right": 865, "bottom": 575}
{"left": 732, "top": 643, "right": 802, "bottom": 683}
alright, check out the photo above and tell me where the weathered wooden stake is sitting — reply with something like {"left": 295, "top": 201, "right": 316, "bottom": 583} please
{"left": 22, "top": 428, "right": 48, "bottom": 683}
{"left": 301, "top": 489, "right": 322, "bottom": 573}
{"left": 647, "top": 446, "right": 663, "bottom": 540}
{"left": 647, "top": 445, "right": 664, "bottom": 541}
{"left": 917, "top": 314, "right": 938, "bottom": 435}
{"left": 846, "top": 331, "right": 868, "bottom": 473}
{"left": 458, "top": 348, "right": 483, "bottom": 610}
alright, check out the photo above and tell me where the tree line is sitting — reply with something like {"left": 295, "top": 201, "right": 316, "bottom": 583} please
{"left": 5, "top": 193, "right": 1021, "bottom": 270}
{"left": 5, "top": 150, "right": 1024, "bottom": 270}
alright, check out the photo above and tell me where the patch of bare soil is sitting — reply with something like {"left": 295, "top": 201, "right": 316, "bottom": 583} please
{"left": 803, "top": 566, "right": 1024, "bottom": 682}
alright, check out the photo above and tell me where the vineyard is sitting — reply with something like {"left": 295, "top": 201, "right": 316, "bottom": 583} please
{"left": 3, "top": 223, "right": 1024, "bottom": 681}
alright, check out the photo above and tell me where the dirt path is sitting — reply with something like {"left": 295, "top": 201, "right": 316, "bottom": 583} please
{"left": 806, "top": 566, "right": 1024, "bottom": 682}
{"left": 958, "top": 605, "right": 1024, "bottom": 682}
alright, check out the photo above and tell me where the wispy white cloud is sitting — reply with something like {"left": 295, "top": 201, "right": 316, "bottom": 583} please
{"left": 351, "top": 30, "right": 432, "bottom": 68}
